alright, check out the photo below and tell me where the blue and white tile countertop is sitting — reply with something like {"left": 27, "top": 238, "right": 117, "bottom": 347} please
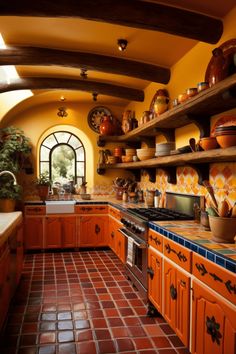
{"left": 23, "top": 198, "right": 236, "bottom": 274}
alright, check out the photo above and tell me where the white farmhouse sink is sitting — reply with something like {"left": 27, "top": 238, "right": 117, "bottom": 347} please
{"left": 45, "top": 200, "right": 76, "bottom": 214}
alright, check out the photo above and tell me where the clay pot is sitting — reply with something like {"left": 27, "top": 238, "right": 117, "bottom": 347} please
{"left": 153, "top": 96, "right": 169, "bottom": 115}
{"left": 99, "top": 116, "right": 114, "bottom": 136}
{"left": 0, "top": 199, "right": 16, "bottom": 212}
{"left": 209, "top": 215, "right": 236, "bottom": 243}
{"left": 199, "top": 137, "right": 219, "bottom": 150}
{"left": 37, "top": 185, "right": 49, "bottom": 201}
{"left": 208, "top": 47, "right": 229, "bottom": 87}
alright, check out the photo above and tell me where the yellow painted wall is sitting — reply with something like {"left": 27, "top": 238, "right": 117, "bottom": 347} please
{"left": 127, "top": 5, "right": 236, "bottom": 148}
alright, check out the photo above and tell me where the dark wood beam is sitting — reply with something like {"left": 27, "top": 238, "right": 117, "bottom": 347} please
{"left": 0, "top": 0, "right": 223, "bottom": 44}
{"left": 0, "top": 77, "right": 144, "bottom": 102}
{"left": 0, "top": 46, "right": 170, "bottom": 84}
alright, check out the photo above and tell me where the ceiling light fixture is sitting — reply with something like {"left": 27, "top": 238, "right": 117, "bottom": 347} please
{"left": 117, "top": 39, "right": 128, "bottom": 51}
{"left": 92, "top": 92, "right": 98, "bottom": 101}
{"left": 80, "top": 68, "right": 88, "bottom": 79}
{"left": 57, "top": 96, "right": 68, "bottom": 118}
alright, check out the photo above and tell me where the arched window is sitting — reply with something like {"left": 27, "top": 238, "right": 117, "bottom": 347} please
{"left": 39, "top": 131, "right": 85, "bottom": 187}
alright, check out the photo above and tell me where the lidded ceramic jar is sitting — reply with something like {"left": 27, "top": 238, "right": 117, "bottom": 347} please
{"left": 208, "top": 47, "right": 229, "bottom": 87}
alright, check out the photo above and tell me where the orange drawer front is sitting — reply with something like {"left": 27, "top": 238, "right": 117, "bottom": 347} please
{"left": 75, "top": 205, "right": 108, "bottom": 214}
{"left": 192, "top": 253, "right": 236, "bottom": 305}
{"left": 109, "top": 206, "right": 121, "bottom": 221}
{"left": 163, "top": 238, "right": 192, "bottom": 272}
{"left": 25, "top": 206, "right": 46, "bottom": 215}
{"left": 148, "top": 229, "right": 163, "bottom": 253}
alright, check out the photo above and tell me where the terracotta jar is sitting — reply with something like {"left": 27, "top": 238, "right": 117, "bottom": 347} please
{"left": 99, "top": 115, "right": 114, "bottom": 136}
{"left": 153, "top": 89, "right": 169, "bottom": 116}
{"left": 208, "top": 47, "right": 229, "bottom": 87}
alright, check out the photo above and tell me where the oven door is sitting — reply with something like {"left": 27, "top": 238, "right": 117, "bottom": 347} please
{"left": 119, "top": 228, "right": 147, "bottom": 293}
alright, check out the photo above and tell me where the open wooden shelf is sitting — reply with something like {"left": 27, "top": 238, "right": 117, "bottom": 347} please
{"left": 97, "top": 73, "right": 236, "bottom": 147}
{"left": 98, "top": 147, "right": 236, "bottom": 170}
{"left": 97, "top": 147, "right": 236, "bottom": 184}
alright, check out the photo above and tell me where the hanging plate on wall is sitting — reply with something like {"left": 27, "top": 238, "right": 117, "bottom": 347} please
{"left": 87, "top": 106, "right": 112, "bottom": 133}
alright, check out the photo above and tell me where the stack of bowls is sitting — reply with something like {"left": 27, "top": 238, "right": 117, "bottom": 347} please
{"left": 214, "top": 125, "right": 236, "bottom": 148}
{"left": 107, "top": 156, "right": 118, "bottom": 164}
{"left": 155, "top": 142, "right": 175, "bottom": 156}
{"left": 136, "top": 148, "right": 155, "bottom": 161}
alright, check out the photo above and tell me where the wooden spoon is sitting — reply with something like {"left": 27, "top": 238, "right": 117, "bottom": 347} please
{"left": 202, "top": 180, "right": 218, "bottom": 210}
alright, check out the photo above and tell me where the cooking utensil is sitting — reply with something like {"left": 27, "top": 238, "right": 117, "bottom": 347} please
{"left": 203, "top": 180, "right": 218, "bottom": 210}
{"left": 189, "top": 138, "right": 196, "bottom": 152}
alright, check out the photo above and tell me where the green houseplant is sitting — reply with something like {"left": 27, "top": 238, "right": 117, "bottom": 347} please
{"left": 35, "top": 172, "right": 52, "bottom": 200}
{"left": 0, "top": 126, "right": 32, "bottom": 211}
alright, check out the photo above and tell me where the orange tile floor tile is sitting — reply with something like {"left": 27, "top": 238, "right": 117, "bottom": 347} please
{"left": 0, "top": 250, "right": 190, "bottom": 353}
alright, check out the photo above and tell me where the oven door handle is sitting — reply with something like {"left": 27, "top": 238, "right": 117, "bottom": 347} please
{"left": 118, "top": 228, "right": 146, "bottom": 249}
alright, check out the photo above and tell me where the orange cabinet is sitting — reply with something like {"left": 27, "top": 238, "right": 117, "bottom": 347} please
{"left": 163, "top": 259, "right": 190, "bottom": 347}
{"left": 108, "top": 217, "right": 116, "bottom": 253}
{"left": 191, "top": 279, "right": 236, "bottom": 354}
{"left": 75, "top": 205, "right": 108, "bottom": 214}
{"left": 45, "top": 216, "right": 76, "bottom": 249}
{"left": 79, "top": 215, "right": 108, "bottom": 247}
{"left": 115, "top": 231, "right": 126, "bottom": 263}
{"left": 148, "top": 229, "right": 163, "bottom": 253}
{"left": 109, "top": 215, "right": 125, "bottom": 263}
{"left": 163, "top": 238, "right": 192, "bottom": 272}
{"left": 24, "top": 216, "right": 44, "bottom": 250}
{"left": 193, "top": 253, "right": 236, "bottom": 306}
{"left": 148, "top": 247, "right": 163, "bottom": 313}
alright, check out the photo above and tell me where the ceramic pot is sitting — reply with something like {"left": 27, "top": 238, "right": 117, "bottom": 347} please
{"left": 99, "top": 116, "right": 114, "bottom": 136}
{"left": 0, "top": 199, "right": 16, "bottom": 212}
{"left": 209, "top": 215, "right": 236, "bottom": 243}
{"left": 37, "top": 185, "right": 49, "bottom": 201}
{"left": 208, "top": 47, "right": 229, "bottom": 87}
{"left": 153, "top": 96, "right": 169, "bottom": 115}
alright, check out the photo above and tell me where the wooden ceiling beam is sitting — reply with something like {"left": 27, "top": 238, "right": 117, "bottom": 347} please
{"left": 0, "top": 46, "right": 170, "bottom": 84}
{"left": 0, "top": 0, "right": 223, "bottom": 44}
{"left": 0, "top": 77, "right": 145, "bottom": 102}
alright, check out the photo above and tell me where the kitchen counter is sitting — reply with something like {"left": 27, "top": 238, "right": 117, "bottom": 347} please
{"left": 24, "top": 198, "right": 236, "bottom": 273}
{"left": 0, "top": 211, "right": 23, "bottom": 247}
{"left": 149, "top": 220, "right": 236, "bottom": 273}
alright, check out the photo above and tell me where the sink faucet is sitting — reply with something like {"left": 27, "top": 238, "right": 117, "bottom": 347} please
{"left": 0, "top": 170, "right": 18, "bottom": 185}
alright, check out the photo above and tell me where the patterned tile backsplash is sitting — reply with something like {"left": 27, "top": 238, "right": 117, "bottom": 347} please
{"left": 139, "top": 162, "right": 236, "bottom": 208}
{"left": 22, "top": 162, "right": 236, "bottom": 207}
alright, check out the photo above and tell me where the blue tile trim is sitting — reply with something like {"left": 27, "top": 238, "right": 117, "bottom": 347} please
{"left": 148, "top": 221, "right": 236, "bottom": 274}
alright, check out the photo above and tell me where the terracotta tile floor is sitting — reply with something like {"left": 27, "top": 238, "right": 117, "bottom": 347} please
{"left": 0, "top": 250, "right": 190, "bottom": 353}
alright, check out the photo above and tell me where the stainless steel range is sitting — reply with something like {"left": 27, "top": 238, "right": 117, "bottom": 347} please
{"left": 119, "top": 192, "right": 203, "bottom": 298}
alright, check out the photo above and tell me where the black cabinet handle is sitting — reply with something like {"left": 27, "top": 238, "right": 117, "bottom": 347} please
{"left": 149, "top": 234, "right": 161, "bottom": 245}
{"left": 95, "top": 224, "right": 100, "bottom": 234}
{"left": 165, "top": 243, "right": 187, "bottom": 262}
{"left": 147, "top": 267, "right": 154, "bottom": 279}
{"left": 206, "top": 316, "right": 222, "bottom": 345}
{"left": 170, "top": 284, "right": 177, "bottom": 300}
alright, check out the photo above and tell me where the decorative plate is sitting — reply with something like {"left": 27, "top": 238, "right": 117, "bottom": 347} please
{"left": 87, "top": 106, "right": 112, "bottom": 133}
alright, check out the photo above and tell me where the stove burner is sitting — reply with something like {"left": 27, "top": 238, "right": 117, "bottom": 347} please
{"left": 126, "top": 207, "right": 193, "bottom": 221}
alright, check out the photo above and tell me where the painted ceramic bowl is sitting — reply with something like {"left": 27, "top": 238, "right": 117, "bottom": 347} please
{"left": 198, "top": 137, "right": 219, "bottom": 150}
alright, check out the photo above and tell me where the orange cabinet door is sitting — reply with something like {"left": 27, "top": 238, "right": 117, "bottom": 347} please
{"left": 61, "top": 216, "right": 76, "bottom": 248}
{"left": 24, "top": 216, "right": 44, "bottom": 250}
{"left": 148, "top": 247, "right": 163, "bottom": 313}
{"left": 108, "top": 217, "right": 116, "bottom": 252}
{"left": 45, "top": 217, "right": 62, "bottom": 249}
{"left": 191, "top": 279, "right": 236, "bottom": 354}
{"left": 163, "top": 259, "right": 176, "bottom": 330}
{"left": 79, "top": 215, "right": 108, "bottom": 247}
{"left": 175, "top": 267, "right": 190, "bottom": 347}
{"left": 116, "top": 232, "right": 126, "bottom": 263}
{"left": 163, "top": 259, "right": 190, "bottom": 347}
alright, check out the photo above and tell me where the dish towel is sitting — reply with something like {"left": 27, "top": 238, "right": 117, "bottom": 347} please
{"left": 126, "top": 237, "right": 134, "bottom": 266}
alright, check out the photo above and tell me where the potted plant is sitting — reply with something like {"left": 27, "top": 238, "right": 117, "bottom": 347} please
{"left": 0, "top": 180, "right": 22, "bottom": 212}
{"left": 35, "top": 172, "right": 52, "bottom": 200}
